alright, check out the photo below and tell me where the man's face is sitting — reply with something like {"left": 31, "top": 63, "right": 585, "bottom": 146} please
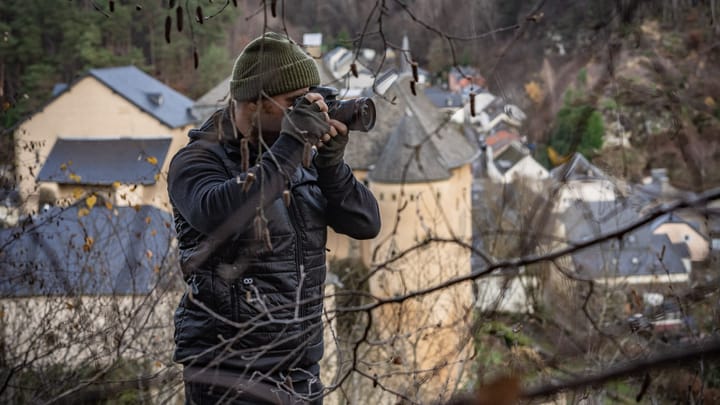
{"left": 255, "top": 87, "right": 309, "bottom": 142}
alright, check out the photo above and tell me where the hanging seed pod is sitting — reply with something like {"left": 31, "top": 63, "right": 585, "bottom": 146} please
{"left": 350, "top": 63, "right": 358, "bottom": 78}
{"left": 240, "top": 138, "right": 250, "bottom": 172}
{"left": 469, "top": 92, "right": 476, "bottom": 117}
{"left": 302, "top": 142, "right": 313, "bottom": 168}
{"left": 193, "top": 48, "right": 199, "bottom": 69}
{"left": 164, "top": 16, "right": 172, "bottom": 44}
{"left": 242, "top": 172, "right": 256, "bottom": 192}
{"left": 253, "top": 215, "right": 263, "bottom": 240}
{"left": 270, "top": 0, "right": 277, "bottom": 17}
{"left": 109, "top": 1, "right": 115, "bottom": 13}
{"left": 231, "top": 0, "right": 237, "bottom": 7}
{"left": 196, "top": 6, "right": 204, "bottom": 24}
{"left": 282, "top": 190, "right": 291, "bottom": 207}
{"left": 176, "top": 6, "right": 183, "bottom": 32}
{"left": 263, "top": 228, "right": 273, "bottom": 251}
{"left": 409, "top": 80, "right": 416, "bottom": 96}
{"left": 169, "top": 0, "right": 176, "bottom": 9}
{"left": 411, "top": 62, "right": 419, "bottom": 82}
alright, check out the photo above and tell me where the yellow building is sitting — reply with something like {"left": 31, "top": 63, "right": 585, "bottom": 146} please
{"left": 14, "top": 65, "right": 196, "bottom": 214}
{"left": 330, "top": 74, "right": 479, "bottom": 404}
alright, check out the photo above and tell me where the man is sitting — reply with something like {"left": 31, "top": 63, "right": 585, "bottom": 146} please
{"left": 168, "top": 32, "right": 381, "bottom": 404}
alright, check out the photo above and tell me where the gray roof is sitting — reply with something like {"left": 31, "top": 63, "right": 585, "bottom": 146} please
{"left": 423, "top": 86, "right": 464, "bottom": 108}
{"left": 494, "top": 143, "right": 526, "bottom": 174}
{"left": 353, "top": 74, "right": 477, "bottom": 181}
{"left": 369, "top": 115, "right": 451, "bottom": 183}
{"left": 551, "top": 153, "right": 609, "bottom": 182}
{"left": 572, "top": 233, "right": 688, "bottom": 280}
{"left": 191, "top": 75, "right": 231, "bottom": 124}
{"left": 89, "top": 66, "right": 195, "bottom": 128}
{"left": 561, "top": 200, "right": 689, "bottom": 280}
{"left": 37, "top": 137, "right": 172, "bottom": 186}
{"left": 0, "top": 205, "right": 176, "bottom": 297}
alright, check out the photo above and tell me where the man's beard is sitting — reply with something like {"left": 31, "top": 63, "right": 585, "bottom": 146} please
{"left": 249, "top": 126, "right": 280, "bottom": 147}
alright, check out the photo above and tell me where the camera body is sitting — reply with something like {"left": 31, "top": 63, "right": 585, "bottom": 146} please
{"left": 308, "top": 86, "right": 376, "bottom": 132}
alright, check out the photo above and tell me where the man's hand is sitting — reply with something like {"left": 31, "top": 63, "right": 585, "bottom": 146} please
{"left": 280, "top": 93, "right": 331, "bottom": 146}
{"left": 315, "top": 117, "right": 349, "bottom": 168}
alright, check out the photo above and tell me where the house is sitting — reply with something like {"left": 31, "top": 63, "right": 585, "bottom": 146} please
{"left": 424, "top": 86, "right": 464, "bottom": 113}
{"left": 14, "top": 66, "right": 196, "bottom": 214}
{"left": 0, "top": 203, "right": 179, "bottom": 392}
{"left": 484, "top": 141, "right": 549, "bottom": 185}
{"left": 329, "top": 70, "right": 479, "bottom": 403}
{"left": 650, "top": 213, "right": 709, "bottom": 262}
{"left": 447, "top": 66, "right": 486, "bottom": 93}
{"left": 302, "top": 32, "right": 323, "bottom": 58}
{"left": 550, "top": 153, "right": 627, "bottom": 213}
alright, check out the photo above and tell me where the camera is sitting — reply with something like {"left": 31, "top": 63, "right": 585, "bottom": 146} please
{"left": 309, "top": 86, "right": 376, "bottom": 132}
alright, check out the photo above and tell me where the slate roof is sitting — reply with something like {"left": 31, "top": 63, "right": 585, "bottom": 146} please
{"left": 493, "top": 142, "right": 527, "bottom": 175}
{"left": 191, "top": 75, "right": 231, "bottom": 124}
{"left": 37, "top": 137, "right": 172, "bottom": 186}
{"left": 360, "top": 74, "right": 478, "bottom": 182}
{"left": 0, "top": 204, "right": 176, "bottom": 297}
{"left": 572, "top": 233, "right": 688, "bottom": 280}
{"left": 561, "top": 199, "right": 689, "bottom": 280}
{"left": 89, "top": 66, "right": 195, "bottom": 128}
{"left": 423, "top": 86, "right": 464, "bottom": 109}
{"left": 550, "top": 152, "right": 609, "bottom": 182}
{"left": 369, "top": 115, "right": 451, "bottom": 183}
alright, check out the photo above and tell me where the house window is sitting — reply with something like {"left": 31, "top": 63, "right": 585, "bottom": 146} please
{"left": 391, "top": 193, "right": 397, "bottom": 201}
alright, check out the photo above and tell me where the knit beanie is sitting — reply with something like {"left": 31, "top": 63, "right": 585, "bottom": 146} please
{"left": 230, "top": 32, "right": 320, "bottom": 102}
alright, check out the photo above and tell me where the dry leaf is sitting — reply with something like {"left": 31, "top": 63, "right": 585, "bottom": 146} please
{"left": 77, "top": 207, "right": 90, "bottom": 218}
{"left": 146, "top": 156, "right": 158, "bottom": 165}
{"left": 85, "top": 195, "right": 97, "bottom": 209}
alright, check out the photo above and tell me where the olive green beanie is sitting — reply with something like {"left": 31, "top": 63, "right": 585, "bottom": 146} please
{"left": 230, "top": 32, "right": 320, "bottom": 102}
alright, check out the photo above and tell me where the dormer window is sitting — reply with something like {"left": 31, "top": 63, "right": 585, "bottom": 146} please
{"left": 147, "top": 92, "right": 164, "bottom": 106}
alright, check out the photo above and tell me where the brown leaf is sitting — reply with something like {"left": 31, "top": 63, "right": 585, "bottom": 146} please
{"left": 109, "top": 0, "right": 115, "bottom": 13}
{"left": 350, "top": 63, "right": 358, "bottom": 78}
{"left": 475, "top": 375, "right": 521, "bottom": 405}
{"left": 411, "top": 62, "right": 419, "bottom": 82}
{"left": 410, "top": 80, "right": 416, "bottom": 96}
{"left": 193, "top": 48, "right": 199, "bottom": 70}
{"left": 270, "top": 0, "right": 277, "bottom": 17}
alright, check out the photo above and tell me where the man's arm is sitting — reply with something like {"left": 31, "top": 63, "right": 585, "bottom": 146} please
{"left": 316, "top": 162, "right": 381, "bottom": 240}
{"left": 168, "top": 135, "right": 303, "bottom": 236}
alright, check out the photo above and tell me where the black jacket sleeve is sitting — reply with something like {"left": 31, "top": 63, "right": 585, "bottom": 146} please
{"left": 316, "top": 162, "right": 381, "bottom": 240}
{"left": 168, "top": 134, "right": 303, "bottom": 236}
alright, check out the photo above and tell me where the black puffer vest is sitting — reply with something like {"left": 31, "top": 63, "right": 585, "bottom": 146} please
{"left": 172, "top": 114, "right": 328, "bottom": 377}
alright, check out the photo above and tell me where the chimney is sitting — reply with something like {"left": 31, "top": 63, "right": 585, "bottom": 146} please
{"left": 302, "top": 33, "right": 323, "bottom": 58}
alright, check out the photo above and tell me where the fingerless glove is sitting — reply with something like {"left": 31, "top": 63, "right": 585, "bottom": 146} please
{"left": 280, "top": 98, "right": 330, "bottom": 145}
